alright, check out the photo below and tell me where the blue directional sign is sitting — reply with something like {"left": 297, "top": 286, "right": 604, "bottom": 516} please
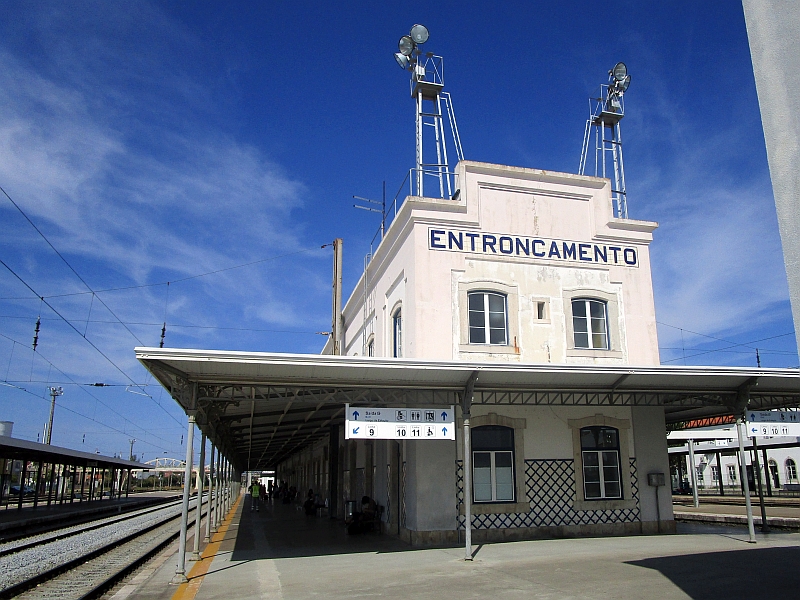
{"left": 345, "top": 404, "right": 455, "bottom": 440}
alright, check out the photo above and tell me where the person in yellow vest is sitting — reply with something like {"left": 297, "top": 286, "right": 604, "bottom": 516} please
{"left": 250, "top": 479, "right": 260, "bottom": 512}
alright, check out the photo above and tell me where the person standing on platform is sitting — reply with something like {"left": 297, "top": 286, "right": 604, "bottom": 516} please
{"left": 250, "top": 479, "right": 260, "bottom": 512}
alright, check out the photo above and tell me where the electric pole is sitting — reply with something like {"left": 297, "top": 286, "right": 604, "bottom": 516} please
{"left": 45, "top": 386, "right": 63, "bottom": 445}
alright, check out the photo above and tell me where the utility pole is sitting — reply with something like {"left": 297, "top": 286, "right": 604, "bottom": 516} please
{"left": 129, "top": 439, "right": 136, "bottom": 461}
{"left": 45, "top": 386, "right": 63, "bottom": 445}
{"left": 332, "top": 238, "right": 344, "bottom": 355}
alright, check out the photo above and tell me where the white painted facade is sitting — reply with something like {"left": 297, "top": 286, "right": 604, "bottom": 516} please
{"left": 341, "top": 161, "right": 660, "bottom": 366}
{"left": 314, "top": 161, "right": 675, "bottom": 544}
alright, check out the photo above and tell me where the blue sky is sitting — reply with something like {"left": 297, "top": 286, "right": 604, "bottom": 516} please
{"left": 0, "top": 1, "right": 796, "bottom": 460}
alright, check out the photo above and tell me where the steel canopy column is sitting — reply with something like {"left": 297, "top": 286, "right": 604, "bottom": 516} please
{"left": 205, "top": 444, "right": 215, "bottom": 541}
{"left": 751, "top": 437, "right": 769, "bottom": 532}
{"left": 172, "top": 405, "right": 197, "bottom": 585}
{"left": 191, "top": 432, "right": 206, "bottom": 561}
{"left": 462, "top": 371, "right": 478, "bottom": 561}
{"left": 762, "top": 447, "right": 772, "bottom": 497}
{"left": 737, "top": 417, "right": 757, "bottom": 543}
{"left": 687, "top": 440, "right": 699, "bottom": 507}
{"left": 212, "top": 450, "right": 221, "bottom": 533}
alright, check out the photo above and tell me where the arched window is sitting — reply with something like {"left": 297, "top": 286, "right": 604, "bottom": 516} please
{"left": 769, "top": 459, "right": 780, "bottom": 488}
{"left": 468, "top": 291, "right": 507, "bottom": 345}
{"left": 392, "top": 308, "right": 402, "bottom": 358}
{"left": 471, "top": 425, "right": 515, "bottom": 502}
{"left": 367, "top": 335, "right": 375, "bottom": 357}
{"left": 786, "top": 458, "right": 797, "bottom": 483}
{"left": 571, "top": 298, "right": 609, "bottom": 350}
{"left": 580, "top": 426, "right": 622, "bottom": 499}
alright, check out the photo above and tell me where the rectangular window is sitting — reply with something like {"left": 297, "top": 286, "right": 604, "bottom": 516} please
{"left": 535, "top": 301, "right": 546, "bottom": 320}
{"left": 582, "top": 450, "right": 621, "bottom": 499}
{"left": 580, "top": 426, "right": 622, "bottom": 500}
{"left": 727, "top": 465, "right": 737, "bottom": 482}
{"left": 468, "top": 292, "right": 507, "bottom": 345}
{"left": 711, "top": 465, "right": 719, "bottom": 482}
{"left": 472, "top": 450, "right": 514, "bottom": 502}
{"left": 572, "top": 298, "right": 609, "bottom": 350}
{"left": 392, "top": 310, "right": 402, "bottom": 358}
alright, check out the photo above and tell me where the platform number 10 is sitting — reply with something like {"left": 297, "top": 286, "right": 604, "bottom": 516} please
{"left": 396, "top": 426, "right": 407, "bottom": 437}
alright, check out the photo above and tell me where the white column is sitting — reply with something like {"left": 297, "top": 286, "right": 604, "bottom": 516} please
{"left": 205, "top": 444, "right": 215, "bottom": 542}
{"left": 190, "top": 433, "right": 206, "bottom": 561}
{"left": 463, "top": 415, "right": 472, "bottom": 561}
{"left": 737, "top": 418, "right": 757, "bottom": 543}
{"left": 688, "top": 439, "right": 699, "bottom": 508}
{"left": 171, "top": 410, "right": 196, "bottom": 584}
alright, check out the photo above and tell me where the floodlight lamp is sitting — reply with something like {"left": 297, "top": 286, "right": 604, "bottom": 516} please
{"left": 398, "top": 35, "right": 415, "bottom": 57}
{"left": 612, "top": 62, "right": 627, "bottom": 82}
{"left": 409, "top": 24, "right": 429, "bottom": 44}
{"left": 620, "top": 74, "right": 631, "bottom": 92}
{"left": 395, "top": 52, "right": 410, "bottom": 69}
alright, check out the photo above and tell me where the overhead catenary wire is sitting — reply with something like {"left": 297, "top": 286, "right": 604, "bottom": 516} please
{"left": 1, "top": 380, "right": 173, "bottom": 453}
{"left": 0, "top": 330, "right": 182, "bottom": 446}
{"left": 0, "top": 315, "right": 326, "bottom": 334}
{"left": 0, "top": 247, "right": 322, "bottom": 301}
{"left": 0, "top": 257, "right": 184, "bottom": 427}
{"left": 661, "top": 331, "right": 796, "bottom": 364}
{"left": 0, "top": 184, "right": 146, "bottom": 346}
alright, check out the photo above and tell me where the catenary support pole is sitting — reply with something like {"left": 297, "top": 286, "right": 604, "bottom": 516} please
{"left": 716, "top": 452, "right": 724, "bottom": 495}
{"left": 751, "top": 436, "right": 769, "bottom": 532}
{"left": 332, "top": 238, "right": 343, "bottom": 355}
{"left": 462, "top": 371, "right": 478, "bottom": 561}
{"left": 737, "top": 417, "right": 757, "bottom": 543}
{"left": 687, "top": 439, "right": 699, "bottom": 507}
{"left": 172, "top": 407, "right": 196, "bottom": 584}
{"left": 205, "top": 444, "right": 215, "bottom": 542}
{"left": 191, "top": 432, "right": 206, "bottom": 560}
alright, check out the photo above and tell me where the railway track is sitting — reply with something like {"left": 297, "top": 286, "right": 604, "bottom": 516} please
{"left": 0, "top": 495, "right": 214, "bottom": 599}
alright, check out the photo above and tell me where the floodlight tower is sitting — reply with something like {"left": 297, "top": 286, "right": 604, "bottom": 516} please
{"left": 394, "top": 25, "right": 464, "bottom": 199}
{"left": 579, "top": 62, "right": 632, "bottom": 219}
{"left": 45, "top": 386, "right": 63, "bottom": 445}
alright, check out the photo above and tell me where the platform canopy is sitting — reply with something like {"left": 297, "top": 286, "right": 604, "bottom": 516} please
{"left": 135, "top": 347, "right": 800, "bottom": 472}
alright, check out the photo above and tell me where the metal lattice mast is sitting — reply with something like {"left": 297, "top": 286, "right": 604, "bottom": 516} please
{"left": 579, "top": 62, "right": 631, "bottom": 219}
{"left": 394, "top": 25, "right": 464, "bottom": 199}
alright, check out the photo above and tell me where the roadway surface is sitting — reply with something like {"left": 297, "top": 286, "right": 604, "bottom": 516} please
{"left": 115, "top": 496, "right": 800, "bottom": 600}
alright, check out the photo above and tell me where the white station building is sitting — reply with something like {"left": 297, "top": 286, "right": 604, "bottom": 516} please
{"left": 329, "top": 160, "right": 668, "bottom": 542}
{"left": 137, "top": 156, "right": 800, "bottom": 549}
{"left": 136, "top": 43, "right": 800, "bottom": 569}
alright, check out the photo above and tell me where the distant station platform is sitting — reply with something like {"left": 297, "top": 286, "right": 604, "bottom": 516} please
{"left": 0, "top": 434, "right": 142, "bottom": 512}
{"left": 120, "top": 493, "right": 800, "bottom": 600}
{"left": 0, "top": 490, "right": 180, "bottom": 539}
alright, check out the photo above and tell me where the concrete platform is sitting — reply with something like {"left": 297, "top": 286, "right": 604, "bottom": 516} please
{"left": 120, "top": 495, "right": 800, "bottom": 600}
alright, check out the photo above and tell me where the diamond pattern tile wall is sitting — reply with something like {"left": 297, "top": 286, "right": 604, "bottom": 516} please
{"left": 455, "top": 458, "right": 640, "bottom": 530}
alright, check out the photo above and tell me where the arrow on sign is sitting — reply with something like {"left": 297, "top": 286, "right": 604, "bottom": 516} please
{"left": 352, "top": 427, "right": 360, "bottom": 435}
{"left": 441, "top": 411, "right": 448, "bottom": 420}
{"left": 442, "top": 426, "right": 447, "bottom": 435}
{"left": 352, "top": 411, "right": 359, "bottom": 420}
{"left": 751, "top": 427, "right": 758, "bottom": 434}
{"left": 750, "top": 413, "right": 755, "bottom": 420}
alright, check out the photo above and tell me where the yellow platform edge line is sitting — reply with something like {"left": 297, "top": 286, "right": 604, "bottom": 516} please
{"left": 171, "top": 495, "right": 243, "bottom": 600}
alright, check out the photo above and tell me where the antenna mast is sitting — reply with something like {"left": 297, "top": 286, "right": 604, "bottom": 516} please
{"left": 394, "top": 25, "right": 464, "bottom": 199}
{"left": 579, "top": 62, "right": 632, "bottom": 219}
